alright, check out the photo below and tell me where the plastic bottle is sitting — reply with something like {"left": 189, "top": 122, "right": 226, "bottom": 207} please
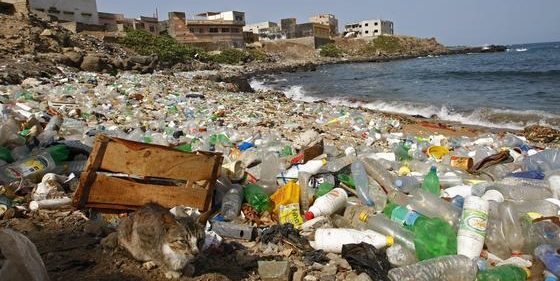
{"left": 281, "top": 159, "right": 326, "bottom": 179}
{"left": 312, "top": 228, "right": 393, "bottom": 253}
{"left": 487, "top": 181, "right": 552, "bottom": 201}
{"left": 211, "top": 221, "right": 257, "bottom": 241}
{"left": 358, "top": 212, "right": 416, "bottom": 251}
{"left": 258, "top": 152, "right": 281, "bottom": 194}
{"left": 421, "top": 166, "right": 440, "bottom": 195}
{"left": 548, "top": 173, "right": 560, "bottom": 199}
{"left": 221, "top": 184, "right": 243, "bottom": 221}
{"left": 387, "top": 255, "right": 478, "bottom": 281}
{"left": 29, "top": 197, "right": 72, "bottom": 211}
{"left": 476, "top": 265, "right": 528, "bottom": 281}
{"left": 243, "top": 183, "right": 271, "bottom": 213}
{"left": 457, "top": 196, "right": 489, "bottom": 259}
{"left": 360, "top": 157, "right": 397, "bottom": 192}
{"left": 326, "top": 154, "right": 356, "bottom": 173}
{"left": 499, "top": 201, "right": 525, "bottom": 255}
{"left": 393, "top": 189, "right": 461, "bottom": 229}
{"left": 386, "top": 243, "right": 418, "bottom": 267}
{"left": 394, "top": 143, "right": 411, "bottom": 162}
{"left": 37, "top": 116, "right": 63, "bottom": 146}
{"left": 535, "top": 244, "right": 560, "bottom": 277}
{"left": 383, "top": 203, "right": 457, "bottom": 260}
{"left": 352, "top": 160, "right": 374, "bottom": 206}
{"left": 304, "top": 188, "right": 347, "bottom": 220}
{"left": 0, "top": 145, "right": 69, "bottom": 184}
{"left": 298, "top": 171, "right": 312, "bottom": 212}
{"left": 394, "top": 176, "right": 420, "bottom": 193}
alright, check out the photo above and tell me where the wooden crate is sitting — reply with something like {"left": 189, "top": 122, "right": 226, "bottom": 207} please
{"left": 72, "top": 135, "right": 223, "bottom": 212}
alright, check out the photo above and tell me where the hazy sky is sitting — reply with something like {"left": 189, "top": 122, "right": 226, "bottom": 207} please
{"left": 97, "top": 0, "right": 560, "bottom": 46}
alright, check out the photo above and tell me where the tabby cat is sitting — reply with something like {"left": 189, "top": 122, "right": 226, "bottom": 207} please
{"left": 102, "top": 203, "right": 205, "bottom": 279}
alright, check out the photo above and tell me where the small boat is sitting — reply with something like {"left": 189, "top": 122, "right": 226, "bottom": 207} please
{"left": 515, "top": 48, "right": 528, "bottom": 52}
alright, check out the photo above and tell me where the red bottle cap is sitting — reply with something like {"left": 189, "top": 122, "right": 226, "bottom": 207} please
{"left": 304, "top": 211, "right": 314, "bottom": 220}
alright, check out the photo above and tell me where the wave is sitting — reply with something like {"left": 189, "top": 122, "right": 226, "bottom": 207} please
{"left": 251, "top": 78, "right": 560, "bottom": 130}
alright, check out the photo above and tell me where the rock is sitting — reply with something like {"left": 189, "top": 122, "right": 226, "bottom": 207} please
{"left": 352, "top": 273, "right": 373, "bottom": 281}
{"left": 129, "top": 55, "right": 154, "bottom": 65}
{"left": 63, "top": 51, "right": 83, "bottom": 66}
{"left": 21, "top": 77, "right": 41, "bottom": 87}
{"left": 257, "top": 260, "right": 291, "bottom": 281}
{"left": 338, "top": 259, "right": 352, "bottom": 271}
{"left": 293, "top": 269, "right": 307, "bottom": 281}
{"left": 321, "top": 264, "right": 338, "bottom": 276}
{"left": 344, "top": 272, "right": 358, "bottom": 281}
{"left": 304, "top": 276, "right": 318, "bottom": 281}
{"left": 80, "top": 54, "right": 104, "bottom": 72}
{"left": 336, "top": 272, "right": 347, "bottom": 281}
{"left": 311, "top": 262, "right": 324, "bottom": 271}
{"left": 40, "top": 29, "right": 53, "bottom": 36}
{"left": 326, "top": 253, "right": 339, "bottom": 260}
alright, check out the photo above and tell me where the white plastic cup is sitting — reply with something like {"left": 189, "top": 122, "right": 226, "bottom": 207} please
{"left": 457, "top": 196, "right": 489, "bottom": 259}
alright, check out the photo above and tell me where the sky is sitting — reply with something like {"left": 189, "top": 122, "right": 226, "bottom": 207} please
{"left": 97, "top": 0, "right": 560, "bottom": 46}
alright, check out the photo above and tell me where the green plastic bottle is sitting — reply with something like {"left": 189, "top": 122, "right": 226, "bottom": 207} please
{"left": 337, "top": 174, "right": 355, "bottom": 188}
{"left": 0, "top": 147, "right": 14, "bottom": 163}
{"left": 315, "top": 182, "right": 334, "bottom": 197}
{"left": 383, "top": 202, "right": 457, "bottom": 261}
{"left": 421, "top": 166, "right": 440, "bottom": 195}
{"left": 243, "top": 183, "right": 271, "bottom": 213}
{"left": 394, "top": 143, "right": 411, "bottom": 162}
{"left": 0, "top": 145, "right": 69, "bottom": 184}
{"left": 476, "top": 265, "right": 528, "bottom": 281}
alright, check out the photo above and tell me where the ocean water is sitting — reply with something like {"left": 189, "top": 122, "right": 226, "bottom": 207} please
{"left": 251, "top": 42, "right": 560, "bottom": 130}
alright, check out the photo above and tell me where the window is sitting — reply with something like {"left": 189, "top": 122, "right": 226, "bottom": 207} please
{"left": 199, "top": 28, "right": 204, "bottom": 33}
{"left": 365, "top": 23, "right": 369, "bottom": 27}
{"left": 232, "top": 28, "right": 240, "bottom": 33}
{"left": 81, "top": 12, "right": 92, "bottom": 17}
{"left": 149, "top": 26, "right": 155, "bottom": 32}
{"left": 359, "top": 25, "right": 362, "bottom": 28}
{"left": 189, "top": 28, "right": 195, "bottom": 33}
{"left": 209, "top": 28, "right": 219, "bottom": 33}
{"left": 235, "top": 15, "right": 244, "bottom": 21}
{"left": 374, "top": 29, "right": 379, "bottom": 33}
{"left": 63, "top": 11, "right": 74, "bottom": 15}
{"left": 365, "top": 30, "right": 369, "bottom": 34}
{"left": 222, "top": 28, "right": 230, "bottom": 33}
{"left": 374, "top": 22, "right": 378, "bottom": 26}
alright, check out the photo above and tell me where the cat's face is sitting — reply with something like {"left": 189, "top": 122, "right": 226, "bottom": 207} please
{"left": 161, "top": 218, "right": 205, "bottom": 271}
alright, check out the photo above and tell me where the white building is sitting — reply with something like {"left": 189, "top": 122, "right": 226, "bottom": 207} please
{"left": 203, "top": 11, "right": 245, "bottom": 24}
{"left": 344, "top": 19, "right": 393, "bottom": 38}
{"left": 29, "top": 0, "right": 99, "bottom": 25}
{"left": 243, "top": 21, "right": 285, "bottom": 41}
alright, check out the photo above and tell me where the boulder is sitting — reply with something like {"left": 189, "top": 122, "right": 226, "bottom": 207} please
{"left": 63, "top": 51, "right": 83, "bottom": 66}
{"left": 80, "top": 54, "right": 105, "bottom": 71}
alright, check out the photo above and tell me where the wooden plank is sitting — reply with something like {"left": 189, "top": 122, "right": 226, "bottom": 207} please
{"left": 86, "top": 174, "right": 210, "bottom": 211}
{"left": 99, "top": 138, "right": 220, "bottom": 181}
{"left": 73, "top": 135, "right": 110, "bottom": 209}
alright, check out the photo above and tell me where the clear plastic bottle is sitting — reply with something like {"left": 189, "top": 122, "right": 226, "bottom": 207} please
{"left": 499, "top": 201, "right": 525, "bottom": 255}
{"left": 298, "top": 171, "right": 312, "bottom": 212}
{"left": 360, "top": 156, "right": 397, "bottom": 192}
{"left": 358, "top": 212, "right": 416, "bottom": 251}
{"left": 386, "top": 243, "right": 418, "bottom": 267}
{"left": 326, "top": 154, "right": 356, "bottom": 173}
{"left": 394, "top": 189, "right": 461, "bottom": 229}
{"left": 258, "top": 151, "right": 281, "bottom": 194}
{"left": 487, "top": 181, "right": 552, "bottom": 201}
{"left": 485, "top": 218, "right": 512, "bottom": 259}
{"left": 387, "top": 255, "right": 478, "bottom": 281}
{"left": 394, "top": 176, "right": 420, "bottom": 193}
{"left": 37, "top": 116, "right": 63, "bottom": 146}
{"left": 352, "top": 160, "right": 387, "bottom": 210}
{"left": 221, "top": 184, "right": 243, "bottom": 221}
{"left": 0, "top": 151, "right": 56, "bottom": 184}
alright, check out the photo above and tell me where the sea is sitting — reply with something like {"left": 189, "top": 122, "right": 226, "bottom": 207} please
{"left": 251, "top": 41, "right": 560, "bottom": 130}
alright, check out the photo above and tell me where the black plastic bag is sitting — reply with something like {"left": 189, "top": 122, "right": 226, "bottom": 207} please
{"left": 341, "top": 242, "right": 391, "bottom": 281}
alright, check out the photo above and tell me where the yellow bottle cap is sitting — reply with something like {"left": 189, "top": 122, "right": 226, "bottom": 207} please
{"left": 526, "top": 212, "right": 543, "bottom": 220}
{"left": 386, "top": 236, "right": 394, "bottom": 247}
{"left": 398, "top": 166, "right": 411, "bottom": 176}
{"left": 359, "top": 211, "right": 369, "bottom": 222}
{"left": 524, "top": 268, "right": 531, "bottom": 279}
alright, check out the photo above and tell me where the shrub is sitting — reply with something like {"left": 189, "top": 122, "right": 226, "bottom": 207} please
{"left": 120, "top": 30, "right": 203, "bottom": 64}
{"left": 209, "top": 48, "right": 251, "bottom": 64}
{"left": 370, "top": 36, "right": 403, "bottom": 53}
{"left": 247, "top": 49, "right": 270, "bottom": 62}
{"left": 319, "top": 43, "right": 344, "bottom": 57}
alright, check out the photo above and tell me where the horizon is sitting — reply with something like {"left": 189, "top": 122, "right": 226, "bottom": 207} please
{"left": 97, "top": 0, "right": 560, "bottom": 46}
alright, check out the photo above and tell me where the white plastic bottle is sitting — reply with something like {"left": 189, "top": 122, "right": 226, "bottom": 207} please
{"left": 281, "top": 159, "right": 326, "bottom": 179}
{"left": 457, "top": 196, "right": 489, "bottom": 259}
{"left": 312, "top": 228, "right": 393, "bottom": 253}
{"left": 304, "top": 188, "right": 347, "bottom": 220}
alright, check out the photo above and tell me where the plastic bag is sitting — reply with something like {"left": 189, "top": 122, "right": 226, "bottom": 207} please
{"left": 270, "top": 181, "right": 300, "bottom": 215}
{"left": 0, "top": 228, "right": 50, "bottom": 281}
{"left": 341, "top": 242, "right": 391, "bottom": 281}
{"left": 523, "top": 149, "right": 560, "bottom": 172}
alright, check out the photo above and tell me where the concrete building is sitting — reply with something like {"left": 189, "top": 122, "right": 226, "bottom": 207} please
{"left": 98, "top": 12, "right": 124, "bottom": 26}
{"left": 168, "top": 11, "right": 245, "bottom": 49}
{"left": 295, "top": 22, "right": 330, "bottom": 39}
{"left": 28, "top": 0, "right": 99, "bottom": 25}
{"left": 243, "top": 21, "right": 285, "bottom": 41}
{"left": 280, "top": 18, "right": 296, "bottom": 39}
{"left": 309, "top": 14, "right": 338, "bottom": 37}
{"left": 344, "top": 19, "right": 394, "bottom": 38}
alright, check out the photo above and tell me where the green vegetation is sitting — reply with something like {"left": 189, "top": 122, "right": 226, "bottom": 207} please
{"left": 319, "top": 43, "right": 344, "bottom": 57}
{"left": 121, "top": 30, "right": 202, "bottom": 64}
{"left": 369, "top": 36, "right": 403, "bottom": 53}
{"left": 121, "top": 29, "right": 270, "bottom": 65}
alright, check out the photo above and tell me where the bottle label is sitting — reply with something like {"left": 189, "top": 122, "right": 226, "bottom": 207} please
{"left": 3, "top": 156, "right": 49, "bottom": 179}
{"left": 279, "top": 203, "right": 303, "bottom": 229}
{"left": 459, "top": 209, "right": 488, "bottom": 237}
{"left": 391, "top": 206, "right": 420, "bottom": 227}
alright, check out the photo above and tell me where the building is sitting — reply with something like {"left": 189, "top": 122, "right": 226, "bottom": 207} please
{"left": 243, "top": 21, "right": 285, "bottom": 41}
{"left": 295, "top": 22, "right": 330, "bottom": 39}
{"left": 280, "top": 18, "right": 296, "bottom": 39}
{"left": 28, "top": 0, "right": 99, "bottom": 25}
{"left": 0, "top": 0, "right": 28, "bottom": 15}
{"left": 98, "top": 12, "right": 125, "bottom": 26}
{"left": 344, "top": 19, "right": 394, "bottom": 38}
{"left": 309, "top": 14, "right": 338, "bottom": 37}
{"left": 168, "top": 11, "right": 245, "bottom": 49}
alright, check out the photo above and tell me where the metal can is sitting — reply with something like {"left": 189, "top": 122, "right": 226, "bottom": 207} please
{"left": 450, "top": 156, "right": 474, "bottom": 170}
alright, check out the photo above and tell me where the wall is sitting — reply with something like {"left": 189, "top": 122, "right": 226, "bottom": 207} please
{"left": 267, "top": 36, "right": 333, "bottom": 49}
{"left": 29, "top": 0, "right": 98, "bottom": 25}
{"left": 0, "top": 0, "right": 28, "bottom": 15}
{"left": 344, "top": 20, "right": 394, "bottom": 38}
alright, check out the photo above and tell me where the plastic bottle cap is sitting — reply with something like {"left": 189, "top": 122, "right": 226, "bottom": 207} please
{"left": 304, "top": 211, "right": 314, "bottom": 220}
{"left": 398, "top": 166, "right": 411, "bottom": 176}
{"left": 524, "top": 268, "right": 531, "bottom": 279}
{"left": 359, "top": 211, "right": 369, "bottom": 222}
{"left": 386, "top": 236, "right": 394, "bottom": 247}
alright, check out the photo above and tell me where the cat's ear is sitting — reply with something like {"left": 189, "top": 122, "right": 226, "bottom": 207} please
{"left": 161, "top": 213, "right": 176, "bottom": 228}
